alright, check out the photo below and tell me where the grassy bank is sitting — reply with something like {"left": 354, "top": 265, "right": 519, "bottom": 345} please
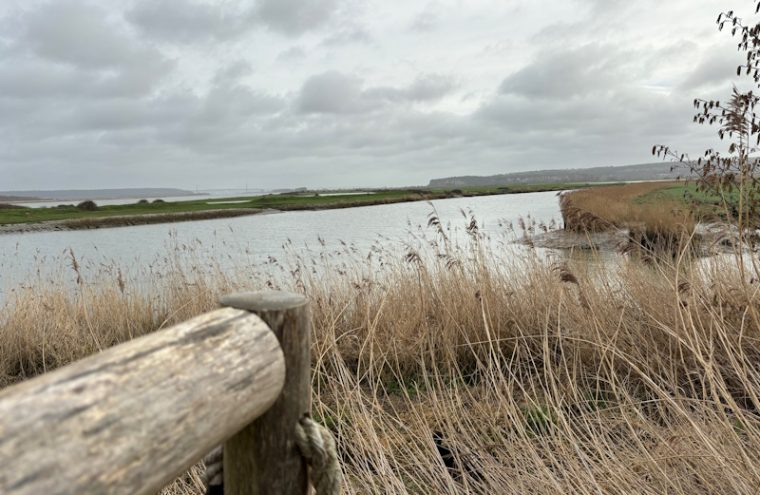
{"left": 2, "top": 222, "right": 760, "bottom": 494}
{"left": 638, "top": 182, "right": 756, "bottom": 222}
{"left": 559, "top": 182, "right": 692, "bottom": 231}
{"left": 559, "top": 180, "right": 756, "bottom": 232}
{"left": 558, "top": 182, "right": 700, "bottom": 254}
{"left": 0, "top": 183, "right": 599, "bottom": 231}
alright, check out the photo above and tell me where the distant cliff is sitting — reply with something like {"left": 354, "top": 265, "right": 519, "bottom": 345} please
{"left": 428, "top": 162, "right": 690, "bottom": 188}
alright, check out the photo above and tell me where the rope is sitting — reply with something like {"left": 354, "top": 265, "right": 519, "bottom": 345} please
{"left": 203, "top": 416, "right": 342, "bottom": 495}
{"left": 202, "top": 446, "right": 223, "bottom": 495}
{"left": 294, "top": 416, "right": 343, "bottom": 495}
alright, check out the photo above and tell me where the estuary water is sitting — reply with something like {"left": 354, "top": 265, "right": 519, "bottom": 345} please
{"left": 0, "top": 191, "right": 564, "bottom": 296}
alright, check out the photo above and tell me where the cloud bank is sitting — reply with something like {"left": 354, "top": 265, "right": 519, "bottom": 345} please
{"left": 0, "top": 0, "right": 745, "bottom": 189}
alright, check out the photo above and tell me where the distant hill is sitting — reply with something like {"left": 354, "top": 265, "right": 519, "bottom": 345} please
{"left": 0, "top": 188, "right": 201, "bottom": 201}
{"left": 428, "top": 162, "right": 691, "bottom": 188}
{"left": 0, "top": 195, "right": 42, "bottom": 202}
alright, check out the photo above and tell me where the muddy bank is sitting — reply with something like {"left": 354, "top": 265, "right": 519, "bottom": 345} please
{"left": 526, "top": 229, "right": 629, "bottom": 250}
{"left": 0, "top": 208, "right": 278, "bottom": 234}
{"left": 526, "top": 223, "right": 743, "bottom": 255}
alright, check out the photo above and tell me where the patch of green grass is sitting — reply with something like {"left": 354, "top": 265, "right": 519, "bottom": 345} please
{"left": 637, "top": 183, "right": 749, "bottom": 221}
{"left": 637, "top": 183, "right": 714, "bottom": 204}
{"left": 523, "top": 404, "right": 556, "bottom": 436}
{"left": 383, "top": 376, "right": 420, "bottom": 398}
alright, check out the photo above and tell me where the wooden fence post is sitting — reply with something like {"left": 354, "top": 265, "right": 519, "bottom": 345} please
{"left": 0, "top": 308, "right": 286, "bottom": 495}
{"left": 219, "top": 291, "right": 311, "bottom": 495}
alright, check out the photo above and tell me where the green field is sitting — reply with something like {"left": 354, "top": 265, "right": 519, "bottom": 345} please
{"left": 636, "top": 182, "right": 750, "bottom": 220}
{"left": 637, "top": 183, "right": 710, "bottom": 203}
{"left": 0, "top": 183, "right": 602, "bottom": 228}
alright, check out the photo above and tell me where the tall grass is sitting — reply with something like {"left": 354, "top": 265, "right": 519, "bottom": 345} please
{"left": 1, "top": 219, "right": 760, "bottom": 494}
{"left": 560, "top": 182, "right": 694, "bottom": 234}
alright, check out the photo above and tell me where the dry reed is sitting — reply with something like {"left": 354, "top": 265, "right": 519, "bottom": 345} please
{"left": 560, "top": 182, "right": 694, "bottom": 234}
{"left": 1, "top": 223, "right": 760, "bottom": 494}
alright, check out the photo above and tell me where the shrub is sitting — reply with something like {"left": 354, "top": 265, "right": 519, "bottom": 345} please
{"left": 654, "top": 2, "right": 760, "bottom": 233}
{"left": 76, "top": 200, "right": 98, "bottom": 211}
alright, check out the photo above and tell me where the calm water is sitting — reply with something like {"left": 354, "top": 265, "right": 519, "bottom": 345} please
{"left": 0, "top": 192, "right": 564, "bottom": 296}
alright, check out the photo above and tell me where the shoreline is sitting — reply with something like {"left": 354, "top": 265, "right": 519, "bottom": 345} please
{"left": 527, "top": 222, "right": 740, "bottom": 255}
{"left": 0, "top": 187, "right": 578, "bottom": 235}
{"left": 0, "top": 208, "right": 277, "bottom": 234}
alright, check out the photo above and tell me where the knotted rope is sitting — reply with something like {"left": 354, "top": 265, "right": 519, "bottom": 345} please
{"left": 293, "top": 416, "right": 342, "bottom": 494}
{"left": 202, "top": 446, "right": 223, "bottom": 495}
{"left": 203, "top": 416, "right": 342, "bottom": 495}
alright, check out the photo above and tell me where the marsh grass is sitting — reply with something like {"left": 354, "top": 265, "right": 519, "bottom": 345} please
{"left": 2, "top": 220, "right": 760, "bottom": 494}
{"left": 560, "top": 182, "right": 694, "bottom": 233}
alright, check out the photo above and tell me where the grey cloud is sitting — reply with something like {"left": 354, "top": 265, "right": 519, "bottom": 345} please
{"left": 410, "top": 3, "right": 441, "bottom": 32}
{"left": 584, "top": 0, "right": 631, "bottom": 13}
{"left": 406, "top": 74, "right": 457, "bottom": 101}
{"left": 127, "top": 0, "right": 254, "bottom": 43}
{"left": 0, "top": 72, "right": 284, "bottom": 148}
{"left": 128, "top": 0, "right": 345, "bottom": 42}
{"left": 0, "top": 56, "right": 168, "bottom": 99}
{"left": 256, "top": 0, "right": 341, "bottom": 35}
{"left": 477, "top": 79, "right": 700, "bottom": 168}
{"left": 213, "top": 60, "right": 255, "bottom": 85}
{"left": 364, "top": 76, "right": 455, "bottom": 103}
{"left": 277, "top": 46, "right": 307, "bottom": 62}
{"left": 298, "top": 72, "right": 456, "bottom": 114}
{"left": 680, "top": 45, "right": 742, "bottom": 91}
{"left": 0, "top": 60, "right": 88, "bottom": 99}
{"left": 297, "top": 71, "right": 365, "bottom": 114}
{"left": 75, "top": 86, "right": 284, "bottom": 136}
{"left": 529, "top": 0, "right": 641, "bottom": 51}
{"left": 0, "top": 0, "right": 741, "bottom": 190}
{"left": 8, "top": 1, "right": 172, "bottom": 99}
{"left": 199, "top": 85, "right": 285, "bottom": 122}
{"left": 499, "top": 44, "right": 633, "bottom": 100}
{"left": 410, "top": 13, "right": 438, "bottom": 32}
{"left": 473, "top": 36, "right": 714, "bottom": 164}
{"left": 321, "top": 26, "right": 372, "bottom": 47}
{"left": 477, "top": 94, "right": 589, "bottom": 133}
{"left": 104, "top": 57, "right": 174, "bottom": 97}
{"left": 23, "top": 1, "right": 135, "bottom": 69}
{"left": 22, "top": 1, "right": 169, "bottom": 73}
{"left": 73, "top": 99, "right": 171, "bottom": 132}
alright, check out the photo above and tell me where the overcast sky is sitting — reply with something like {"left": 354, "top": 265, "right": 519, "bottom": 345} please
{"left": 0, "top": 0, "right": 748, "bottom": 190}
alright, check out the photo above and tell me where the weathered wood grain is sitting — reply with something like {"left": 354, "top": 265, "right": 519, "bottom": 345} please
{"left": 220, "top": 292, "right": 311, "bottom": 495}
{"left": 0, "top": 307, "right": 285, "bottom": 495}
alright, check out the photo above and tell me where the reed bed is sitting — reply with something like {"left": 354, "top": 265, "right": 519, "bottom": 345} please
{"left": 1, "top": 219, "right": 760, "bottom": 494}
{"left": 560, "top": 182, "right": 694, "bottom": 235}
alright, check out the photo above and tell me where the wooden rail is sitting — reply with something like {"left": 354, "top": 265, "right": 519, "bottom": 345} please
{"left": 0, "top": 291, "right": 311, "bottom": 495}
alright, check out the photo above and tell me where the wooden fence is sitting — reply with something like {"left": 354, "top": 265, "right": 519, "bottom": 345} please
{"left": 0, "top": 291, "right": 312, "bottom": 495}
